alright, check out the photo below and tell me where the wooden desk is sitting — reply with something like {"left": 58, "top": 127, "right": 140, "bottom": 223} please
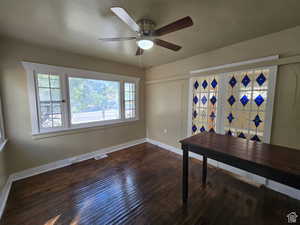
{"left": 180, "top": 132, "right": 300, "bottom": 203}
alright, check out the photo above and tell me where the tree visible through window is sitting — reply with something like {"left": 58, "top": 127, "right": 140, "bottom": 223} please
{"left": 69, "top": 77, "right": 120, "bottom": 124}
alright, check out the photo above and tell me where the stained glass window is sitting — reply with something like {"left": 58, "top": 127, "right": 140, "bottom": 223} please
{"left": 224, "top": 69, "right": 269, "bottom": 142}
{"left": 190, "top": 66, "right": 276, "bottom": 144}
{"left": 191, "top": 76, "right": 219, "bottom": 134}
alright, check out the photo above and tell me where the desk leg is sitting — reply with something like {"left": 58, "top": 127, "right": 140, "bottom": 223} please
{"left": 202, "top": 156, "right": 207, "bottom": 185}
{"left": 182, "top": 149, "right": 189, "bottom": 204}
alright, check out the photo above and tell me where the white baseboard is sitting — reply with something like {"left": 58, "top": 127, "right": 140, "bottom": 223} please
{"left": 0, "top": 138, "right": 147, "bottom": 219}
{"left": 146, "top": 138, "right": 300, "bottom": 200}
{"left": 0, "top": 176, "right": 13, "bottom": 219}
{"left": 11, "top": 138, "right": 147, "bottom": 182}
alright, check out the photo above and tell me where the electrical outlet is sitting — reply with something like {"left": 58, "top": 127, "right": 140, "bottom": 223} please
{"left": 163, "top": 129, "right": 167, "bottom": 134}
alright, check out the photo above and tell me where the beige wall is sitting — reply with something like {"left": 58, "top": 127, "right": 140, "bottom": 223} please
{"left": 146, "top": 26, "right": 300, "bottom": 150}
{"left": 0, "top": 37, "right": 145, "bottom": 174}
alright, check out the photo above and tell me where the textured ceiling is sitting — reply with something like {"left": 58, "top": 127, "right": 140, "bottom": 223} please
{"left": 1, "top": 0, "right": 300, "bottom": 68}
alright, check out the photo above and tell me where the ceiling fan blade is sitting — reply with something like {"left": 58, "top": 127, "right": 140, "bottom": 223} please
{"left": 111, "top": 7, "right": 140, "bottom": 33}
{"left": 135, "top": 47, "right": 144, "bottom": 56}
{"left": 154, "top": 16, "right": 193, "bottom": 36}
{"left": 98, "top": 37, "right": 136, "bottom": 42}
{"left": 154, "top": 39, "right": 182, "bottom": 51}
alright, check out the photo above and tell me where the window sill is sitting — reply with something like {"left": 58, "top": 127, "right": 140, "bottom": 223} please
{"left": 0, "top": 139, "right": 8, "bottom": 152}
{"left": 32, "top": 118, "right": 140, "bottom": 139}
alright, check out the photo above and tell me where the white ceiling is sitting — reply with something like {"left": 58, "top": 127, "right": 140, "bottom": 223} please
{"left": 1, "top": 0, "right": 300, "bottom": 68}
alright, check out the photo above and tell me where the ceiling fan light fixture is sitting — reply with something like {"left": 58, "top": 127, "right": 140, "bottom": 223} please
{"left": 137, "top": 39, "right": 154, "bottom": 50}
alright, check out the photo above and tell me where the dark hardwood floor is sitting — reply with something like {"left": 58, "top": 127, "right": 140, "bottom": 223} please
{"left": 1, "top": 143, "right": 299, "bottom": 225}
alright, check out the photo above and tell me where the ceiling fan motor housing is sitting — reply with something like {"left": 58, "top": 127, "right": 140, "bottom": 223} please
{"left": 137, "top": 19, "right": 156, "bottom": 36}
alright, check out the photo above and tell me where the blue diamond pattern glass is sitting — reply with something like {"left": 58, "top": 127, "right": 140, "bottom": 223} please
{"left": 201, "top": 96, "right": 207, "bottom": 105}
{"left": 209, "top": 128, "right": 215, "bottom": 133}
{"left": 256, "top": 73, "right": 266, "bottom": 86}
{"left": 210, "top": 112, "right": 216, "bottom": 120}
{"left": 226, "top": 130, "right": 232, "bottom": 136}
{"left": 240, "top": 95, "right": 249, "bottom": 106}
{"left": 193, "top": 96, "right": 198, "bottom": 104}
{"left": 193, "top": 110, "right": 198, "bottom": 118}
{"left": 227, "top": 113, "right": 234, "bottom": 123}
{"left": 241, "top": 74, "right": 251, "bottom": 87}
{"left": 253, "top": 115, "right": 262, "bottom": 127}
{"left": 192, "top": 125, "right": 197, "bottom": 132}
{"left": 211, "top": 79, "right": 218, "bottom": 88}
{"left": 229, "top": 76, "right": 237, "bottom": 88}
{"left": 194, "top": 80, "right": 199, "bottom": 89}
{"left": 228, "top": 95, "right": 236, "bottom": 106}
{"left": 210, "top": 96, "right": 217, "bottom": 105}
{"left": 200, "top": 126, "right": 205, "bottom": 132}
{"left": 251, "top": 135, "right": 261, "bottom": 142}
{"left": 202, "top": 80, "right": 208, "bottom": 89}
{"left": 254, "top": 95, "right": 264, "bottom": 107}
{"left": 238, "top": 132, "right": 246, "bottom": 139}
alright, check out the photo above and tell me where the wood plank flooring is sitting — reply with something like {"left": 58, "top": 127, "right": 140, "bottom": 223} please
{"left": 1, "top": 143, "right": 299, "bottom": 225}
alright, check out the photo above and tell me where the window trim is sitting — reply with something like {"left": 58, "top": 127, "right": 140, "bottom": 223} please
{"left": 0, "top": 96, "right": 7, "bottom": 151}
{"left": 22, "top": 62, "right": 140, "bottom": 135}
{"left": 187, "top": 64, "right": 278, "bottom": 144}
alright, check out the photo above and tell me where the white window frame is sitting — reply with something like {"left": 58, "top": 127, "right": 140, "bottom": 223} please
{"left": 187, "top": 64, "right": 278, "bottom": 144}
{"left": 22, "top": 62, "right": 140, "bottom": 135}
{"left": 0, "top": 96, "right": 7, "bottom": 151}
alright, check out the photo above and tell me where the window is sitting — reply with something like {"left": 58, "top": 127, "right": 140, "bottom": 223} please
{"left": 23, "top": 62, "right": 139, "bottom": 135}
{"left": 191, "top": 75, "right": 219, "bottom": 133}
{"left": 124, "top": 82, "right": 136, "bottom": 119}
{"left": 36, "top": 74, "right": 64, "bottom": 129}
{"left": 189, "top": 65, "right": 277, "bottom": 143}
{"left": 69, "top": 77, "right": 120, "bottom": 124}
{"left": 223, "top": 69, "right": 272, "bottom": 142}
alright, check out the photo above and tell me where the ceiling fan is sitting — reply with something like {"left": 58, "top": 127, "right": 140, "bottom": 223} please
{"left": 99, "top": 7, "right": 194, "bottom": 56}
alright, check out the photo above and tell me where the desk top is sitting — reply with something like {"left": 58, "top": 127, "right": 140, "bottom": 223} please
{"left": 180, "top": 132, "right": 300, "bottom": 178}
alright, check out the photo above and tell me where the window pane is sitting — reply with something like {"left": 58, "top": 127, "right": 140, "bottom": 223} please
{"left": 37, "top": 74, "right": 50, "bottom": 87}
{"left": 40, "top": 115, "right": 52, "bottom": 128}
{"left": 40, "top": 103, "right": 51, "bottom": 116}
{"left": 39, "top": 88, "right": 51, "bottom": 101}
{"left": 53, "top": 114, "right": 62, "bottom": 127}
{"left": 50, "top": 75, "right": 60, "bottom": 88}
{"left": 69, "top": 77, "right": 120, "bottom": 124}
{"left": 51, "top": 89, "right": 61, "bottom": 101}
{"left": 39, "top": 103, "right": 63, "bottom": 129}
{"left": 52, "top": 103, "right": 61, "bottom": 114}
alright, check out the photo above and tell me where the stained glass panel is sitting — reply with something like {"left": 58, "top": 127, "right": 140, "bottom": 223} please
{"left": 191, "top": 75, "right": 218, "bottom": 134}
{"left": 224, "top": 68, "right": 270, "bottom": 142}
